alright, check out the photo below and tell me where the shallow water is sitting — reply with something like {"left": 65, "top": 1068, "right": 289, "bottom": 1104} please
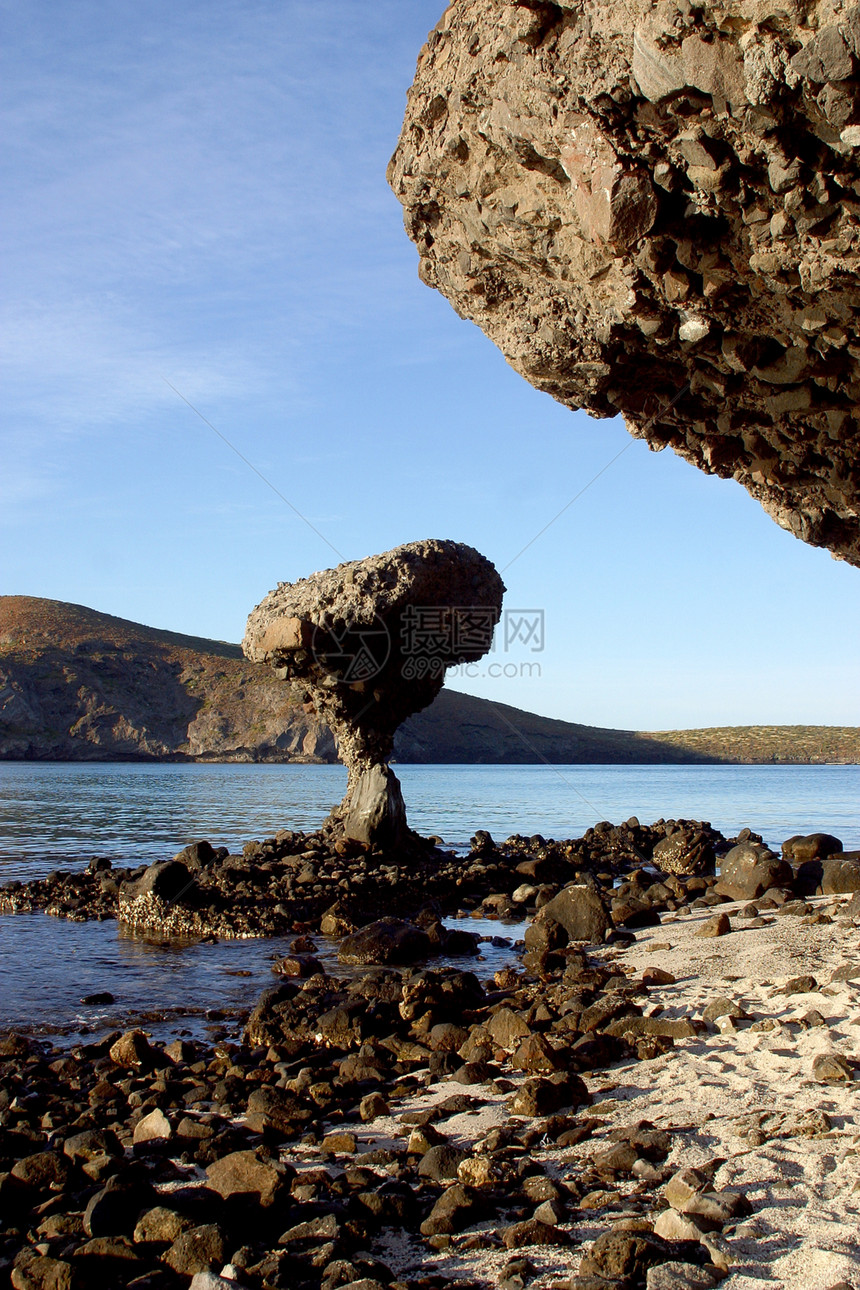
{"left": 0, "top": 761, "right": 857, "bottom": 1038}
{"left": 0, "top": 912, "right": 524, "bottom": 1045}
{"left": 1, "top": 762, "right": 857, "bottom": 883}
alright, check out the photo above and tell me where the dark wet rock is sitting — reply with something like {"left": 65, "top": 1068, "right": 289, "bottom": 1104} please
{"left": 569, "top": 1032, "right": 631, "bottom": 1072}
{"left": 272, "top": 953, "right": 325, "bottom": 978}
{"left": 174, "top": 840, "right": 221, "bottom": 870}
{"left": 84, "top": 1172, "right": 157, "bottom": 1237}
{"left": 611, "top": 894, "right": 661, "bottom": 929}
{"left": 130, "top": 859, "right": 195, "bottom": 901}
{"left": 542, "top": 884, "right": 611, "bottom": 943}
{"left": 245, "top": 1086, "right": 313, "bottom": 1137}
{"left": 399, "top": 967, "right": 486, "bottom": 1024}
{"left": 205, "top": 1150, "right": 287, "bottom": 1207}
{"left": 783, "top": 833, "right": 843, "bottom": 863}
{"left": 419, "top": 1182, "right": 484, "bottom": 1236}
{"left": 339, "top": 918, "right": 432, "bottom": 966}
{"left": 715, "top": 843, "right": 792, "bottom": 901}
{"left": 509, "top": 1073, "right": 590, "bottom": 1118}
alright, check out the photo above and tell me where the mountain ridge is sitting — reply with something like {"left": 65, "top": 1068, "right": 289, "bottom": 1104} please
{"left": 1, "top": 596, "right": 856, "bottom": 765}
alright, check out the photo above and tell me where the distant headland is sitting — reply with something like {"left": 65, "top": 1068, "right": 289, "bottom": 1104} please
{"left": 0, "top": 596, "right": 857, "bottom": 765}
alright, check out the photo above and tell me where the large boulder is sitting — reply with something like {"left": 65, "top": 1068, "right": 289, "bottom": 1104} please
{"left": 390, "top": 0, "right": 860, "bottom": 567}
{"left": 783, "top": 833, "right": 843, "bottom": 863}
{"left": 205, "top": 1151, "right": 286, "bottom": 1207}
{"left": 129, "top": 860, "right": 193, "bottom": 902}
{"left": 244, "top": 540, "right": 504, "bottom": 846}
{"left": 527, "top": 883, "right": 610, "bottom": 947}
{"left": 793, "top": 840, "right": 857, "bottom": 895}
{"left": 652, "top": 828, "right": 715, "bottom": 876}
{"left": 338, "top": 917, "right": 432, "bottom": 965}
{"left": 715, "top": 842, "right": 792, "bottom": 900}
{"left": 820, "top": 853, "right": 860, "bottom": 894}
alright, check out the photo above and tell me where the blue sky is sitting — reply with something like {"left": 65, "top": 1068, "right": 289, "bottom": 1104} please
{"left": 2, "top": 0, "right": 858, "bottom": 730}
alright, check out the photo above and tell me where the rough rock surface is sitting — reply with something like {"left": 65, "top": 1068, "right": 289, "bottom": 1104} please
{"left": 244, "top": 540, "right": 504, "bottom": 842}
{"left": 390, "top": 0, "right": 860, "bottom": 566}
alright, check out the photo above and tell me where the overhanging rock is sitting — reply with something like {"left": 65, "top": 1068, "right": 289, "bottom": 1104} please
{"left": 389, "top": 0, "right": 860, "bottom": 566}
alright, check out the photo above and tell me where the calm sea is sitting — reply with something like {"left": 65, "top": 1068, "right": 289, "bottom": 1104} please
{"left": 0, "top": 762, "right": 857, "bottom": 1040}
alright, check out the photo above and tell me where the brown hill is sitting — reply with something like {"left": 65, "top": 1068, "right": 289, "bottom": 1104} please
{"left": 0, "top": 597, "right": 857, "bottom": 764}
{"left": 0, "top": 596, "right": 332, "bottom": 762}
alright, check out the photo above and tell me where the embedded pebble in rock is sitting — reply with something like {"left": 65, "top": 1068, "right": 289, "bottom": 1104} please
{"left": 131, "top": 1107, "right": 171, "bottom": 1144}
{"left": 695, "top": 912, "right": 731, "bottom": 938}
{"left": 390, "top": 0, "right": 860, "bottom": 566}
{"left": 812, "top": 1052, "right": 853, "bottom": 1082}
{"left": 646, "top": 1263, "right": 720, "bottom": 1290}
{"left": 243, "top": 539, "right": 504, "bottom": 847}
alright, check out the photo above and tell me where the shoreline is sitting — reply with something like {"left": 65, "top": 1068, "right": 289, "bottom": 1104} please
{"left": 2, "top": 820, "right": 860, "bottom": 1287}
{"left": 2, "top": 889, "right": 858, "bottom": 1290}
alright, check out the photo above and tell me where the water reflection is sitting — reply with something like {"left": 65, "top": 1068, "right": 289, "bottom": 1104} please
{"left": 0, "top": 910, "right": 526, "bottom": 1044}
{"left": 1, "top": 763, "right": 858, "bottom": 885}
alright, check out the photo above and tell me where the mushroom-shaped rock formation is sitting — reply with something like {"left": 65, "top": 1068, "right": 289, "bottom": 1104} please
{"left": 244, "top": 540, "right": 505, "bottom": 847}
{"left": 389, "top": 0, "right": 860, "bottom": 567}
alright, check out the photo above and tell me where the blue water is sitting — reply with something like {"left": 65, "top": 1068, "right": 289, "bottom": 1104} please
{"left": 0, "top": 762, "right": 857, "bottom": 1038}
{"left": 0, "top": 762, "right": 857, "bottom": 882}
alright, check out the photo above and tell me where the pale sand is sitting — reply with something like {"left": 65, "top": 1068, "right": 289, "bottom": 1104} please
{"left": 318, "top": 895, "right": 860, "bottom": 1289}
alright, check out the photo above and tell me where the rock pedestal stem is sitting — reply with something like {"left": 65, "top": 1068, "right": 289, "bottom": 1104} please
{"left": 243, "top": 539, "right": 505, "bottom": 847}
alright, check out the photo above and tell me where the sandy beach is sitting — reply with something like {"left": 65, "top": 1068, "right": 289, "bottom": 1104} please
{"left": 299, "top": 894, "right": 860, "bottom": 1290}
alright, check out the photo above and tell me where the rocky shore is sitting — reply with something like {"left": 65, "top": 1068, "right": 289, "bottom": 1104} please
{"left": 2, "top": 821, "right": 859, "bottom": 1290}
